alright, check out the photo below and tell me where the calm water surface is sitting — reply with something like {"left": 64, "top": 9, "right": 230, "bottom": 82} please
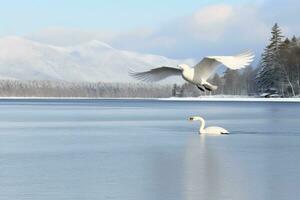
{"left": 0, "top": 99, "right": 300, "bottom": 200}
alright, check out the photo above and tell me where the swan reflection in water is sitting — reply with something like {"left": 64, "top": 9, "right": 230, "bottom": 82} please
{"left": 183, "top": 133, "right": 252, "bottom": 200}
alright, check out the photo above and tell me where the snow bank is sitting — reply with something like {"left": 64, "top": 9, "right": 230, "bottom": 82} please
{"left": 159, "top": 95, "right": 300, "bottom": 102}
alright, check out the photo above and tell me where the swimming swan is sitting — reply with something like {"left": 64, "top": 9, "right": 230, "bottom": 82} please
{"left": 189, "top": 116, "right": 229, "bottom": 135}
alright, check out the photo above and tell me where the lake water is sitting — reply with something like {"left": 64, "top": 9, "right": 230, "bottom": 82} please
{"left": 0, "top": 99, "right": 300, "bottom": 200}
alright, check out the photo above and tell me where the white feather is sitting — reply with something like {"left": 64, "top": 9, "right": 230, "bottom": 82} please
{"left": 194, "top": 51, "right": 254, "bottom": 81}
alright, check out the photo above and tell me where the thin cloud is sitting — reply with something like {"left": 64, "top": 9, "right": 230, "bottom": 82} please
{"left": 26, "top": 0, "right": 300, "bottom": 60}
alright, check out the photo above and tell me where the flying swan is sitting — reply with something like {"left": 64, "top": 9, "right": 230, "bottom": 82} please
{"left": 189, "top": 116, "right": 229, "bottom": 135}
{"left": 130, "top": 51, "right": 254, "bottom": 91}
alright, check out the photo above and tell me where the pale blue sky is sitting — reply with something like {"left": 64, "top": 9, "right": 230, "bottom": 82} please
{"left": 1, "top": 0, "right": 298, "bottom": 59}
{"left": 1, "top": 0, "right": 256, "bottom": 35}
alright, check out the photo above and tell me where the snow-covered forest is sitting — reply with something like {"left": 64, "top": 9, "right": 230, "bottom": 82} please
{"left": 0, "top": 80, "right": 173, "bottom": 98}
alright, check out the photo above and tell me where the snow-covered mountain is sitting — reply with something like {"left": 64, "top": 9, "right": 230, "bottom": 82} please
{"left": 0, "top": 36, "right": 194, "bottom": 82}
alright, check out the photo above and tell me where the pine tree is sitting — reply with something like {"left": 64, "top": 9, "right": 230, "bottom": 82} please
{"left": 256, "top": 23, "right": 284, "bottom": 94}
{"left": 240, "top": 66, "right": 255, "bottom": 95}
{"left": 291, "top": 35, "right": 297, "bottom": 43}
{"left": 279, "top": 38, "right": 296, "bottom": 96}
{"left": 211, "top": 74, "right": 223, "bottom": 94}
{"left": 223, "top": 69, "right": 240, "bottom": 95}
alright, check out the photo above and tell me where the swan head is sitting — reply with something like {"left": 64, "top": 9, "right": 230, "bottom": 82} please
{"left": 189, "top": 116, "right": 204, "bottom": 121}
{"left": 178, "top": 64, "right": 190, "bottom": 71}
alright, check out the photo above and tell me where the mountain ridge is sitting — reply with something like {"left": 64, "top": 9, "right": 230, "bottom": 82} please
{"left": 0, "top": 36, "right": 194, "bottom": 82}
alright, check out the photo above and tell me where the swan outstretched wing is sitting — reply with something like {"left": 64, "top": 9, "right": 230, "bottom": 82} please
{"left": 194, "top": 51, "right": 254, "bottom": 80}
{"left": 129, "top": 66, "right": 182, "bottom": 82}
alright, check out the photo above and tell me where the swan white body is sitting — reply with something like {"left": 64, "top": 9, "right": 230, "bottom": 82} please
{"left": 189, "top": 116, "right": 229, "bottom": 135}
{"left": 130, "top": 51, "right": 254, "bottom": 91}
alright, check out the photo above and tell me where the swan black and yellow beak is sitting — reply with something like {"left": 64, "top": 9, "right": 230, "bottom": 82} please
{"left": 189, "top": 117, "right": 194, "bottom": 121}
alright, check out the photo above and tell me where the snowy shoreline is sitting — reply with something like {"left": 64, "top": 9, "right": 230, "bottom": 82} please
{"left": 0, "top": 96, "right": 300, "bottom": 102}
{"left": 159, "top": 97, "right": 300, "bottom": 102}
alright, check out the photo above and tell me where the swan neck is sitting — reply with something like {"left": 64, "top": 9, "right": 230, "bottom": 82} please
{"left": 199, "top": 118, "right": 205, "bottom": 133}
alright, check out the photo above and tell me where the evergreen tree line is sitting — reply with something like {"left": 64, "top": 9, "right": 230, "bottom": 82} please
{"left": 0, "top": 80, "right": 173, "bottom": 98}
{"left": 256, "top": 23, "right": 300, "bottom": 96}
